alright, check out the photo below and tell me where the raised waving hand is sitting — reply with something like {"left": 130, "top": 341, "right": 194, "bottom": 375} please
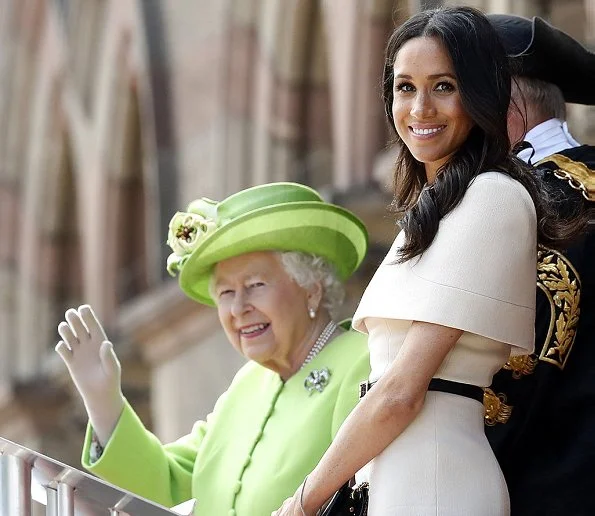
{"left": 56, "top": 305, "right": 125, "bottom": 446}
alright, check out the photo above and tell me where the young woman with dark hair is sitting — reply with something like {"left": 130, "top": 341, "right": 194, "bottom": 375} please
{"left": 382, "top": 8, "right": 581, "bottom": 262}
{"left": 274, "top": 7, "right": 579, "bottom": 516}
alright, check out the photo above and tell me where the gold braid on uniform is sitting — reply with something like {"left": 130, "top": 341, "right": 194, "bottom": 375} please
{"left": 483, "top": 388, "right": 512, "bottom": 426}
{"left": 535, "top": 245, "right": 581, "bottom": 369}
{"left": 536, "top": 153, "right": 595, "bottom": 202}
{"left": 499, "top": 155, "right": 588, "bottom": 377}
{"left": 502, "top": 354, "right": 539, "bottom": 379}
{"left": 499, "top": 245, "right": 581, "bottom": 377}
{"left": 483, "top": 246, "right": 581, "bottom": 425}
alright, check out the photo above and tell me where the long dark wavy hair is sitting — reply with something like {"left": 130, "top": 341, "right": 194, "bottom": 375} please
{"left": 383, "top": 6, "right": 586, "bottom": 262}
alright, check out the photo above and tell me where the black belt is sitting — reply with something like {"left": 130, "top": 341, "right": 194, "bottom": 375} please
{"left": 359, "top": 378, "right": 484, "bottom": 403}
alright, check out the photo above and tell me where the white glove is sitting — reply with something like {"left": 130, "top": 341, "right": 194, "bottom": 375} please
{"left": 55, "top": 305, "right": 125, "bottom": 446}
{"left": 171, "top": 500, "right": 197, "bottom": 515}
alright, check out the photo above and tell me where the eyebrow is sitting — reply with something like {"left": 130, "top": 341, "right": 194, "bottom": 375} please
{"left": 213, "top": 272, "right": 263, "bottom": 288}
{"left": 395, "top": 73, "right": 456, "bottom": 80}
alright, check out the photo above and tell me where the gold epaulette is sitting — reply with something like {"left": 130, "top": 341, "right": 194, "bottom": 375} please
{"left": 537, "top": 154, "right": 595, "bottom": 202}
{"left": 483, "top": 388, "right": 512, "bottom": 426}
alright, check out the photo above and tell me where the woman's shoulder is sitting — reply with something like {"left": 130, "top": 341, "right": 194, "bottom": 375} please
{"left": 468, "top": 170, "right": 531, "bottom": 196}
{"left": 323, "top": 329, "right": 369, "bottom": 363}
{"left": 228, "top": 360, "right": 271, "bottom": 387}
{"left": 334, "top": 327, "right": 369, "bottom": 349}
{"left": 334, "top": 326, "right": 368, "bottom": 349}
{"left": 324, "top": 330, "right": 370, "bottom": 382}
{"left": 461, "top": 170, "right": 535, "bottom": 214}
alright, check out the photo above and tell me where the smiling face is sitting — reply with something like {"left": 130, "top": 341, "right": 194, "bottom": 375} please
{"left": 392, "top": 36, "right": 475, "bottom": 183}
{"left": 213, "top": 251, "right": 316, "bottom": 372}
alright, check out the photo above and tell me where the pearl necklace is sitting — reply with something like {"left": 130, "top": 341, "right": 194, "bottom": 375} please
{"left": 301, "top": 321, "right": 338, "bottom": 369}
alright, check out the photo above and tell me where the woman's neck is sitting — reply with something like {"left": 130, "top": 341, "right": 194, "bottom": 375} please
{"left": 277, "top": 316, "right": 337, "bottom": 381}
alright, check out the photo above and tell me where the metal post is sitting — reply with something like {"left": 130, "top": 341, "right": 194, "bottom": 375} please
{"left": 57, "top": 482, "right": 74, "bottom": 516}
{"left": 111, "top": 493, "right": 134, "bottom": 516}
{"left": 46, "top": 487, "right": 58, "bottom": 516}
{"left": 0, "top": 453, "right": 32, "bottom": 516}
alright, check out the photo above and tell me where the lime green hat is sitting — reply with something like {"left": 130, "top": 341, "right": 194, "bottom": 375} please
{"left": 166, "top": 182, "right": 368, "bottom": 306}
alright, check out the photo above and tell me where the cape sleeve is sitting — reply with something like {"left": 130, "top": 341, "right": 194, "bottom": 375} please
{"left": 353, "top": 172, "right": 537, "bottom": 355}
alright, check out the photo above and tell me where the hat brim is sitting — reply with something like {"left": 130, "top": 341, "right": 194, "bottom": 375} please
{"left": 179, "top": 201, "right": 368, "bottom": 306}
{"left": 488, "top": 14, "right": 595, "bottom": 105}
{"left": 524, "top": 18, "right": 595, "bottom": 105}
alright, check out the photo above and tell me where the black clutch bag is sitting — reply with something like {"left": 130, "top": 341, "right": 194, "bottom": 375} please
{"left": 317, "top": 481, "right": 368, "bottom": 516}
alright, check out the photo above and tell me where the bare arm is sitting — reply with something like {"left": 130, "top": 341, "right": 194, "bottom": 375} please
{"left": 275, "top": 320, "right": 463, "bottom": 515}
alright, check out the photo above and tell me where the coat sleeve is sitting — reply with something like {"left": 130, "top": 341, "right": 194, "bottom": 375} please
{"left": 82, "top": 390, "right": 228, "bottom": 507}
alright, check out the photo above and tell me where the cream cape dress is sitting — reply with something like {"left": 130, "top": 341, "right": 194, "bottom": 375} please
{"left": 352, "top": 172, "right": 537, "bottom": 516}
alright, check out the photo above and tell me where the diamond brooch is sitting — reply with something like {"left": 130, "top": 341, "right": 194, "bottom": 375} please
{"left": 304, "top": 367, "right": 332, "bottom": 395}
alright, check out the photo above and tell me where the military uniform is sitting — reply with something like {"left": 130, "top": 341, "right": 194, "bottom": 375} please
{"left": 486, "top": 14, "right": 595, "bottom": 516}
{"left": 485, "top": 147, "right": 595, "bottom": 516}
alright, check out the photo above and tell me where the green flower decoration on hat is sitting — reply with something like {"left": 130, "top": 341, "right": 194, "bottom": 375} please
{"left": 166, "top": 198, "right": 219, "bottom": 276}
{"left": 166, "top": 182, "right": 368, "bottom": 306}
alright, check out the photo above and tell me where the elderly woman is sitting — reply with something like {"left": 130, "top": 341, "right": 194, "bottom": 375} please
{"left": 55, "top": 182, "right": 369, "bottom": 515}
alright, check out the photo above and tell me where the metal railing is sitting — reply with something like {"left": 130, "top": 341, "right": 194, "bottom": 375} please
{"left": 0, "top": 436, "right": 181, "bottom": 516}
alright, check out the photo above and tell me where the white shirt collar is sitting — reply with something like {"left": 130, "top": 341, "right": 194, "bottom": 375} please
{"left": 517, "top": 118, "right": 581, "bottom": 164}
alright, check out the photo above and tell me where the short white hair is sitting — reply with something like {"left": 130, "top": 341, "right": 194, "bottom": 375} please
{"left": 278, "top": 251, "right": 345, "bottom": 320}
{"left": 513, "top": 76, "right": 566, "bottom": 120}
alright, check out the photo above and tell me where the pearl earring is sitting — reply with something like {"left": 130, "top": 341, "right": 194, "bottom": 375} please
{"left": 308, "top": 307, "right": 316, "bottom": 319}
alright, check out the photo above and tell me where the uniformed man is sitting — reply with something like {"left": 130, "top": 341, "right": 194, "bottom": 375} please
{"left": 486, "top": 14, "right": 595, "bottom": 516}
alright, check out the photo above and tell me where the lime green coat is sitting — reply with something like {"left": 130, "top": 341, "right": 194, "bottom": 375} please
{"left": 82, "top": 331, "right": 369, "bottom": 515}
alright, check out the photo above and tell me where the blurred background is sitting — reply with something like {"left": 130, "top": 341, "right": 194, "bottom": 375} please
{"left": 0, "top": 0, "right": 593, "bottom": 469}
